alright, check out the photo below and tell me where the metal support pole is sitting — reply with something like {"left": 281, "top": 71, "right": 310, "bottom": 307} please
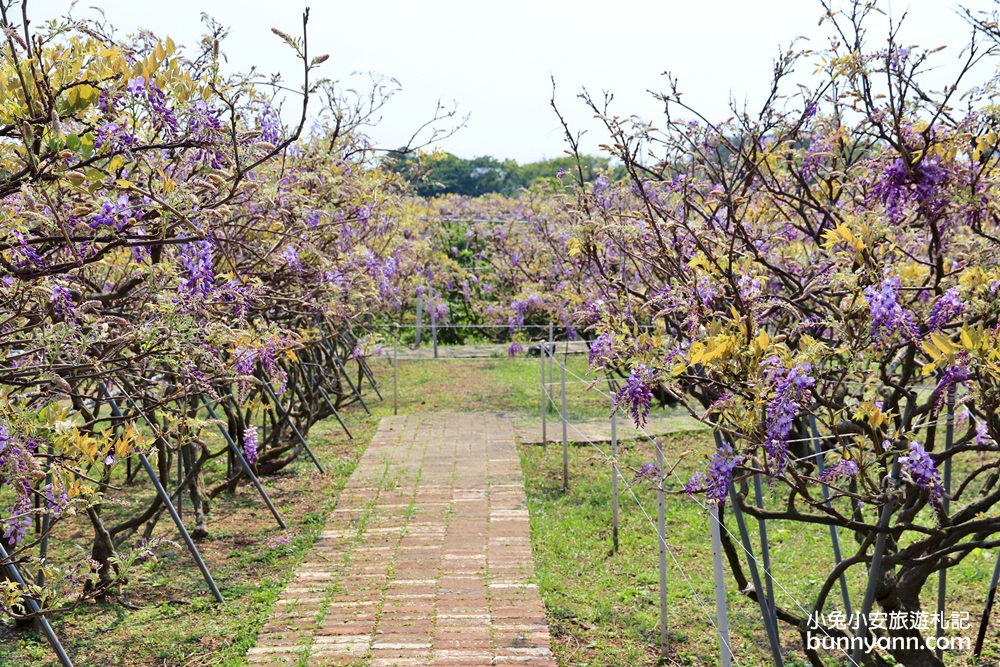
{"left": 393, "top": 324, "right": 399, "bottom": 416}
{"left": 540, "top": 343, "right": 547, "bottom": 446}
{"left": 327, "top": 346, "right": 370, "bottom": 416}
{"left": 138, "top": 453, "right": 226, "bottom": 604}
{"left": 38, "top": 443, "right": 53, "bottom": 588}
{"left": 656, "top": 439, "right": 669, "bottom": 659}
{"left": 710, "top": 504, "right": 731, "bottom": 667}
{"left": 0, "top": 543, "right": 75, "bottom": 667}
{"left": 260, "top": 383, "right": 325, "bottom": 474}
{"left": 415, "top": 292, "right": 423, "bottom": 346}
{"left": 719, "top": 430, "right": 783, "bottom": 667}
{"left": 560, "top": 358, "right": 568, "bottom": 492}
{"left": 357, "top": 353, "right": 383, "bottom": 400}
{"left": 548, "top": 323, "right": 554, "bottom": 389}
{"left": 177, "top": 447, "right": 183, "bottom": 520}
{"left": 937, "top": 386, "right": 954, "bottom": 660}
{"left": 976, "top": 548, "right": 1000, "bottom": 656}
{"left": 753, "top": 474, "right": 777, "bottom": 631}
{"left": 338, "top": 332, "right": 383, "bottom": 400}
{"left": 101, "top": 386, "right": 225, "bottom": 604}
{"left": 314, "top": 383, "right": 354, "bottom": 441}
{"left": 432, "top": 313, "right": 438, "bottom": 359}
{"left": 201, "top": 398, "right": 288, "bottom": 529}
{"left": 809, "top": 416, "right": 853, "bottom": 617}
{"left": 611, "top": 396, "right": 619, "bottom": 554}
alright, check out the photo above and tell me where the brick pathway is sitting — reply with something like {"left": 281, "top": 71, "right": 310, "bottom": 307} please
{"left": 247, "top": 413, "right": 556, "bottom": 667}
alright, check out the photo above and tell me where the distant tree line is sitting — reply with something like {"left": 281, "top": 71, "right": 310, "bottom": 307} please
{"left": 384, "top": 149, "right": 623, "bottom": 196}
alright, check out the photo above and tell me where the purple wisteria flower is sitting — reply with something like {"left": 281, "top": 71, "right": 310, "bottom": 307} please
{"left": 819, "top": 459, "right": 859, "bottom": 484}
{"left": 975, "top": 422, "right": 995, "bottom": 447}
{"left": 685, "top": 443, "right": 741, "bottom": 505}
{"left": 94, "top": 122, "right": 137, "bottom": 153}
{"left": 510, "top": 298, "right": 528, "bottom": 328}
{"left": 258, "top": 342, "right": 288, "bottom": 395}
{"left": 280, "top": 245, "right": 302, "bottom": 273}
{"left": 258, "top": 104, "right": 281, "bottom": 144}
{"left": 51, "top": 284, "right": 76, "bottom": 321}
{"left": 865, "top": 276, "right": 917, "bottom": 345}
{"left": 935, "top": 356, "right": 970, "bottom": 401}
{"left": 616, "top": 364, "right": 656, "bottom": 428}
{"left": 900, "top": 442, "right": 943, "bottom": 507}
{"left": 507, "top": 342, "right": 524, "bottom": 358}
{"left": 588, "top": 332, "right": 614, "bottom": 368}
{"left": 89, "top": 195, "right": 135, "bottom": 232}
{"left": 179, "top": 239, "right": 215, "bottom": 298}
{"left": 696, "top": 276, "right": 718, "bottom": 307}
{"left": 633, "top": 461, "right": 660, "bottom": 483}
{"left": 871, "top": 157, "right": 948, "bottom": 222}
{"left": 234, "top": 346, "right": 257, "bottom": 403}
{"left": 244, "top": 426, "right": 259, "bottom": 465}
{"left": 928, "top": 288, "right": 964, "bottom": 331}
{"left": 761, "top": 359, "right": 814, "bottom": 475}
{"left": 593, "top": 174, "right": 614, "bottom": 210}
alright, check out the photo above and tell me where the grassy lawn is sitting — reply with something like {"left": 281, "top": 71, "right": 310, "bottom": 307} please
{"left": 2, "top": 350, "right": 998, "bottom": 666}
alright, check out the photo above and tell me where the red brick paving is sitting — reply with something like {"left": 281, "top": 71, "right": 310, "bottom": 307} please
{"left": 247, "top": 413, "right": 556, "bottom": 666}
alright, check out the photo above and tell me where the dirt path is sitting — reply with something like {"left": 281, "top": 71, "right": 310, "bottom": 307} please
{"left": 247, "top": 412, "right": 556, "bottom": 666}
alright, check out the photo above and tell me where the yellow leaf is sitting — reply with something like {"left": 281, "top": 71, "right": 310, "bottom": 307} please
{"left": 689, "top": 341, "right": 706, "bottom": 365}
{"left": 755, "top": 329, "right": 770, "bottom": 353}
{"left": 930, "top": 332, "right": 955, "bottom": 355}
{"left": 960, "top": 326, "right": 974, "bottom": 350}
{"left": 921, "top": 340, "right": 941, "bottom": 360}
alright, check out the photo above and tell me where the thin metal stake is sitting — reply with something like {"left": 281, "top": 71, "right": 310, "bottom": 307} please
{"left": 561, "top": 358, "right": 568, "bottom": 492}
{"left": 338, "top": 332, "right": 383, "bottom": 400}
{"left": 201, "top": 398, "right": 288, "bottom": 529}
{"left": 710, "top": 504, "right": 732, "bottom": 667}
{"left": 808, "top": 416, "right": 853, "bottom": 617}
{"left": 937, "top": 386, "right": 954, "bottom": 660}
{"left": 138, "top": 453, "right": 225, "bottom": 603}
{"left": 719, "top": 431, "right": 783, "bottom": 666}
{"left": 393, "top": 324, "right": 399, "bottom": 416}
{"left": 101, "top": 387, "right": 225, "bottom": 604}
{"left": 260, "top": 383, "right": 325, "bottom": 474}
{"left": 540, "top": 343, "right": 547, "bottom": 445}
{"left": 38, "top": 443, "right": 53, "bottom": 588}
{"left": 327, "top": 347, "right": 370, "bottom": 416}
{"left": 976, "top": 548, "right": 1000, "bottom": 656}
{"left": 548, "top": 323, "right": 554, "bottom": 389}
{"left": 177, "top": 446, "right": 183, "bottom": 521}
{"left": 314, "top": 383, "right": 354, "bottom": 441}
{"left": 432, "top": 312, "right": 438, "bottom": 358}
{"left": 415, "top": 291, "right": 423, "bottom": 346}
{"left": 753, "top": 474, "right": 777, "bottom": 631}
{"left": 611, "top": 395, "right": 619, "bottom": 554}
{"left": 656, "top": 438, "right": 669, "bottom": 659}
{"left": 0, "top": 542, "right": 75, "bottom": 667}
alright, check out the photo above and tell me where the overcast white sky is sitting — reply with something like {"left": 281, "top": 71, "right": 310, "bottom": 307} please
{"left": 33, "top": 1, "right": 990, "bottom": 162}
